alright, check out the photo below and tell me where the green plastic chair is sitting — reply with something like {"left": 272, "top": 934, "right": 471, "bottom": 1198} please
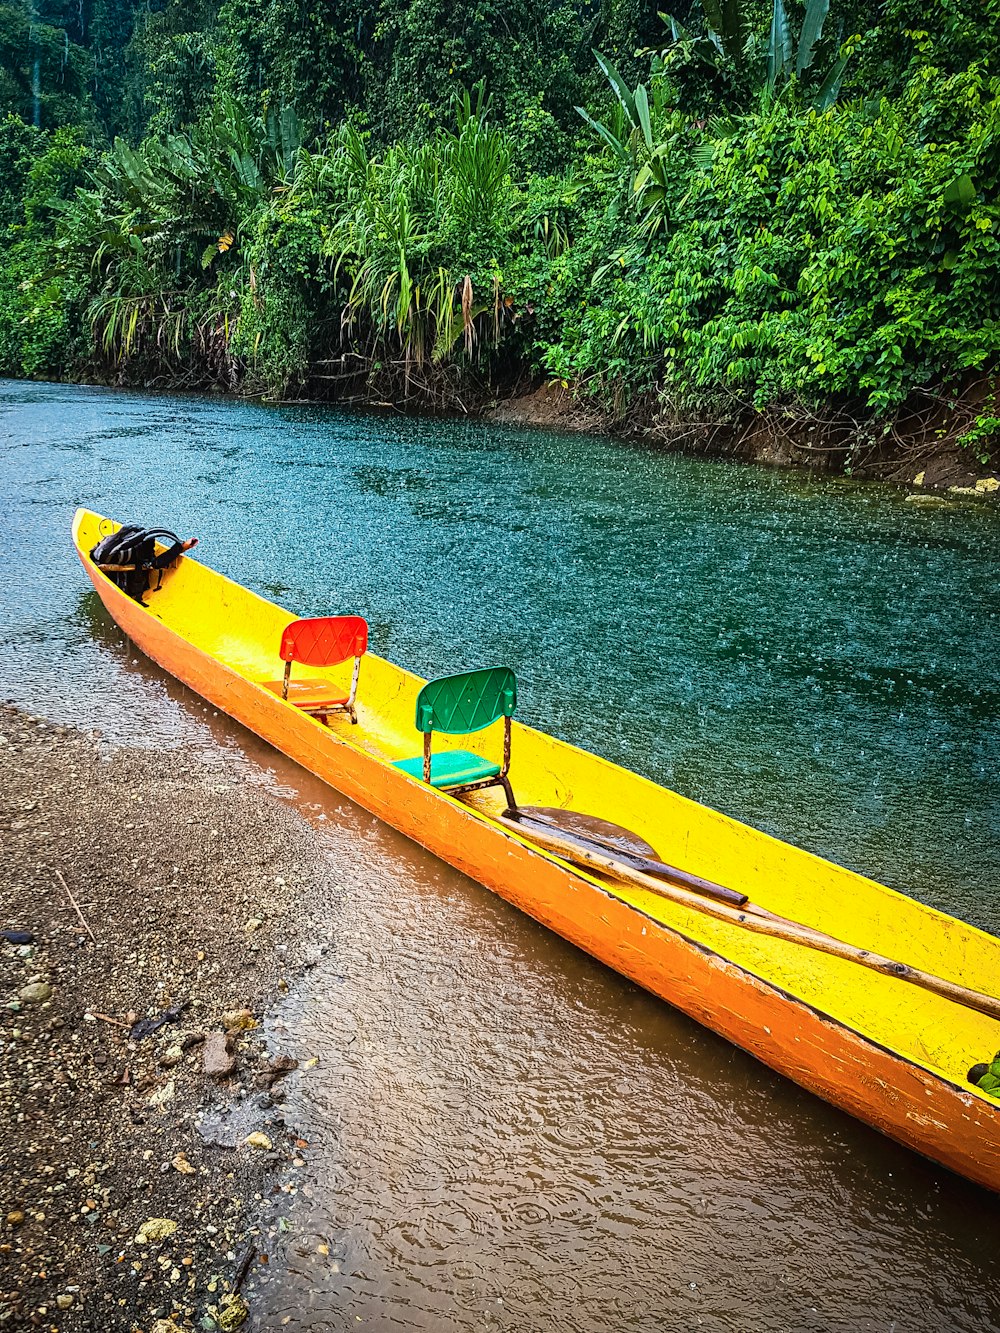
{"left": 393, "top": 666, "right": 517, "bottom": 810}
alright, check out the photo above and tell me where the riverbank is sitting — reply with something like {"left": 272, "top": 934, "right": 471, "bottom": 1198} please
{"left": 486, "top": 379, "right": 1000, "bottom": 497}
{"left": 0, "top": 704, "right": 339, "bottom": 1332}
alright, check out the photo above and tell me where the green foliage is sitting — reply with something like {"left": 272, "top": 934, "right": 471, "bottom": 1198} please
{"left": 237, "top": 92, "right": 520, "bottom": 392}
{"left": 1, "top": 0, "right": 999, "bottom": 434}
{"left": 543, "top": 53, "right": 1000, "bottom": 416}
{"left": 957, "top": 410, "right": 1000, "bottom": 465}
{"left": 577, "top": 52, "right": 696, "bottom": 236}
{"left": 362, "top": 0, "right": 601, "bottom": 144}
{"left": 851, "top": 0, "right": 1000, "bottom": 99}
{"left": 0, "top": 113, "right": 39, "bottom": 233}
{"left": 0, "top": 0, "right": 93, "bottom": 130}
{"left": 0, "top": 123, "right": 89, "bottom": 377}
{"left": 656, "top": 0, "right": 848, "bottom": 111}
{"left": 215, "top": 0, "right": 364, "bottom": 136}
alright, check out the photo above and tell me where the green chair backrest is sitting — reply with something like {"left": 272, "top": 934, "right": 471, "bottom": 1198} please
{"left": 415, "top": 667, "right": 517, "bottom": 735}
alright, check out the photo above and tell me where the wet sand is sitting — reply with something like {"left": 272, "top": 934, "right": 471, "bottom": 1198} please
{"left": 0, "top": 704, "right": 339, "bottom": 1331}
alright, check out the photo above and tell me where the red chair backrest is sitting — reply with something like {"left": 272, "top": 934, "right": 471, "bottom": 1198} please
{"left": 279, "top": 616, "right": 368, "bottom": 667}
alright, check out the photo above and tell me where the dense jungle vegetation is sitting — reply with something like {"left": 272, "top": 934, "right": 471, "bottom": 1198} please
{"left": 1, "top": 0, "right": 998, "bottom": 467}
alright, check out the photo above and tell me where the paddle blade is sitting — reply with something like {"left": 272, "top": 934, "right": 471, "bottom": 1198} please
{"left": 517, "top": 806, "right": 660, "bottom": 861}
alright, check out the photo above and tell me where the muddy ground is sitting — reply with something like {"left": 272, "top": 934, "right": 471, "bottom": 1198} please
{"left": 0, "top": 703, "right": 342, "bottom": 1332}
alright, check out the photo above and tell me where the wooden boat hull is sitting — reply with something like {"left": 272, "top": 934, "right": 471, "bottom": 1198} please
{"left": 72, "top": 509, "right": 1000, "bottom": 1192}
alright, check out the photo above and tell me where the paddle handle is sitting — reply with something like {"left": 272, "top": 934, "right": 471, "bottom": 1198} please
{"left": 500, "top": 814, "right": 1000, "bottom": 1024}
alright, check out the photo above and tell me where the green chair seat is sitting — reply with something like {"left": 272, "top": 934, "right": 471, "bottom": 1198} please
{"left": 394, "top": 749, "right": 501, "bottom": 789}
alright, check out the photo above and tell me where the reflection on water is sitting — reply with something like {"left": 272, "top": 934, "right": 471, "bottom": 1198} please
{"left": 3, "top": 378, "right": 1000, "bottom": 1329}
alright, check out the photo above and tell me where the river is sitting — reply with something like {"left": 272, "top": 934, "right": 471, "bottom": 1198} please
{"left": 3, "top": 378, "right": 1000, "bottom": 1329}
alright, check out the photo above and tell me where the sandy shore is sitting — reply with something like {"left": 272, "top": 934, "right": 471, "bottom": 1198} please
{"left": 0, "top": 704, "right": 341, "bottom": 1331}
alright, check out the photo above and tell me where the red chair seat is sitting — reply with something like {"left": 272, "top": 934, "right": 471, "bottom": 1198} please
{"left": 262, "top": 678, "right": 349, "bottom": 710}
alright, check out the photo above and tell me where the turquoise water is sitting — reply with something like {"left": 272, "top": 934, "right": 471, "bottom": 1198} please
{"left": 4, "top": 378, "right": 1000, "bottom": 1331}
{"left": 3, "top": 378, "right": 998, "bottom": 925}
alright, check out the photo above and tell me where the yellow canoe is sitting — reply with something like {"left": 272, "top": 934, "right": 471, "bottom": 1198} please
{"left": 72, "top": 507, "right": 1000, "bottom": 1190}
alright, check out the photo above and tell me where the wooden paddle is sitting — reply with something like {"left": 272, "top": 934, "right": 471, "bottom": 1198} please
{"left": 512, "top": 807, "right": 749, "bottom": 908}
{"left": 498, "top": 809, "right": 1000, "bottom": 1024}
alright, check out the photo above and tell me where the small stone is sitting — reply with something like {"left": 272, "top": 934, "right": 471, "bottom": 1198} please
{"left": 159, "top": 1044, "right": 184, "bottom": 1068}
{"left": 2, "top": 930, "right": 34, "bottom": 945}
{"left": 6, "top": 1210, "right": 24, "bottom": 1227}
{"left": 202, "top": 1032, "right": 235, "bottom": 1079}
{"left": 244, "top": 1132, "right": 272, "bottom": 1151}
{"left": 172, "top": 1152, "right": 196, "bottom": 1175}
{"left": 244, "top": 918, "right": 263, "bottom": 933}
{"left": 148, "top": 1079, "right": 176, "bottom": 1110}
{"left": 218, "top": 1294, "right": 249, "bottom": 1330}
{"left": 257, "top": 1055, "right": 298, "bottom": 1089}
{"left": 222, "top": 1008, "right": 256, "bottom": 1032}
{"left": 56, "top": 1294, "right": 74, "bottom": 1311}
{"left": 135, "top": 1217, "right": 178, "bottom": 1245}
{"left": 18, "top": 982, "right": 51, "bottom": 1003}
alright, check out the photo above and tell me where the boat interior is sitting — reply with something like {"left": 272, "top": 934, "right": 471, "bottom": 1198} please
{"left": 74, "top": 508, "right": 1000, "bottom": 1097}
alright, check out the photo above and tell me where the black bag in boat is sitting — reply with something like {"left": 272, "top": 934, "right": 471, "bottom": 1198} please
{"left": 89, "top": 525, "right": 189, "bottom": 605}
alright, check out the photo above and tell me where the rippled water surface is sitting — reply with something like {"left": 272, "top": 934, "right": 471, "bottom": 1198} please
{"left": 3, "top": 379, "right": 1000, "bottom": 1329}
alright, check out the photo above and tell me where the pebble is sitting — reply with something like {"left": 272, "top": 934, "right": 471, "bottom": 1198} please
{"left": 222, "top": 1008, "right": 257, "bottom": 1032}
{"left": 6, "top": 1210, "right": 24, "bottom": 1226}
{"left": 56, "top": 1293, "right": 74, "bottom": 1310}
{"left": 258, "top": 1054, "right": 298, "bottom": 1089}
{"left": 2, "top": 929, "right": 34, "bottom": 945}
{"left": 218, "top": 1293, "right": 250, "bottom": 1329}
{"left": 135, "top": 1217, "right": 178, "bottom": 1245}
{"left": 202, "top": 1031, "right": 235, "bottom": 1078}
{"left": 147, "top": 1079, "right": 176, "bottom": 1110}
{"left": 18, "top": 982, "right": 51, "bottom": 1003}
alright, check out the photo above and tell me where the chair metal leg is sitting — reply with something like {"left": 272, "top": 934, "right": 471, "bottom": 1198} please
{"left": 448, "top": 774, "right": 517, "bottom": 814}
{"left": 498, "top": 773, "right": 517, "bottom": 815}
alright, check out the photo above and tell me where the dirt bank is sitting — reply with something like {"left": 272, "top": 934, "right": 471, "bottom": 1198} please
{"left": 487, "top": 381, "right": 611, "bottom": 435}
{"left": 0, "top": 704, "right": 340, "bottom": 1332}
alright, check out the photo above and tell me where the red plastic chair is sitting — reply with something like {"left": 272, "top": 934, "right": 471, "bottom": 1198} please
{"left": 262, "top": 615, "right": 368, "bottom": 725}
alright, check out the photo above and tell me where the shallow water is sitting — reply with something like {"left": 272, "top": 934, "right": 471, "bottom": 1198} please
{"left": 3, "top": 379, "right": 1000, "bottom": 1328}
